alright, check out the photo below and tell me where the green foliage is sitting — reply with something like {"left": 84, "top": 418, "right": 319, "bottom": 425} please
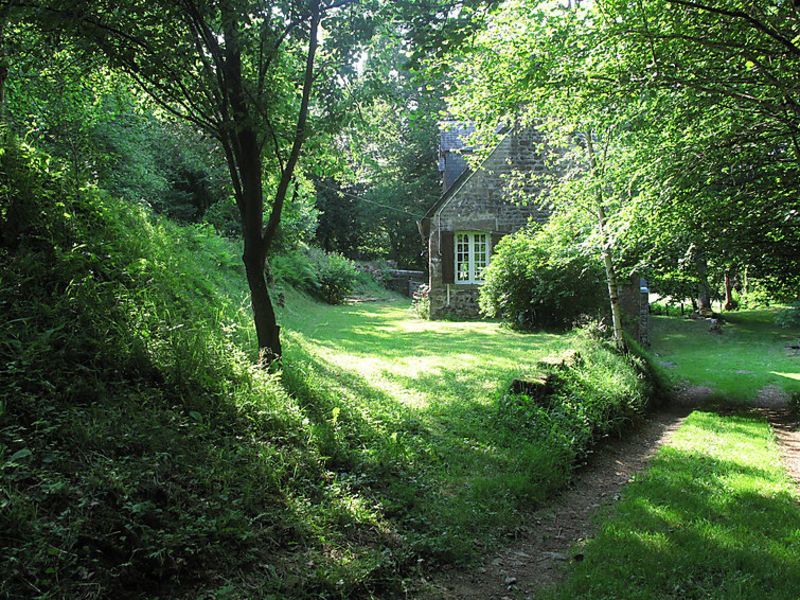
{"left": 496, "top": 330, "right": 654, "bottom": 464}
{"left": 442, "top": 0, "right": 800, "bottom": 311}
{"left": 92, "top": 108, "right": 229, "bottom": 223}
{"left": 271, "top": 245, "right": 363, "bottom": 305}
{"left": 774, "top": 303, "right": 800, "bottom": 330}
{"left": 411, "top": 284, "right": 431, "bottom": 319}
{"left": 313, "top": 25, "right": 442, "bottom": 269}
{"left": 0, "top": 137, "right": 659, "bottom": 599}
{"left": 479, "top": 229, "right": 606, "bottom": 330}
{"left": 311, "top": 250, "right": 360, "bottom": 304}
{"left": 733, "top": 282, "right": 773, "bottom": 309}
{"left": 3, "top": 34, "right": 229, "bottom": 224}
{"left": 0, "top": 139, "right": 390, "bottom": 599}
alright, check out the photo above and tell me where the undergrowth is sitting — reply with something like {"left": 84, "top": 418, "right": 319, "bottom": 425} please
{"left": 0, "top": 139, "right": 660, "bottom": 599}
{"left": 0, "top": 140, "right": 397, "bottom": 599}
{"left": 497, "top": 331, "right": 660, "bottom": 467}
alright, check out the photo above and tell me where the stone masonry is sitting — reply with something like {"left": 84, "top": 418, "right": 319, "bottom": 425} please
{"left": 419, "top": 126, "right": 551, "bottom": 318}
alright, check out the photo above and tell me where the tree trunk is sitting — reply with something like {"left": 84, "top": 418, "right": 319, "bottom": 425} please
{"left": 222, "top": 11, "right": 281, "bottom": 363}
{"left": 723, "top": 269, "right": 737, "bottom": 311}
{"left": 239, "top": 150, "right": 281, "bottom": 361}
{"left": 585, "top": 129, "right": 626, "bottom": 351}
{"left": 694, "top": 251, "right": 713, "bottom": 315}
{"left": 598, "top": 206, "right": 627, "bottom": 352}
{"left": 243, "top": 238, "right": 281, "bottom": 363}
{"left": 223, "top": 0, "right": 320, "bottom": 363}
{"left": 0, "top": 5, "right": 9, "bottom": 127}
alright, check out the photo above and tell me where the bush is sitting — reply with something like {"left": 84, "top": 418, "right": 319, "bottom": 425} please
{"left": 271, "top": 245, "right": 360, "bottom": 304}
{"left": 479, "top": 229, "right": 607, "bottom": 330}
{"left": 311, "top": 249, "right": 359, "bottom": 304}
{"left": 412, "top": 284, "right": 431, "bottom": 319}
{"left": 732, "top": 282, "right": 772, "bottom": 309}
{"left": 775, "top": 303, "right": 800, "bottom": 329}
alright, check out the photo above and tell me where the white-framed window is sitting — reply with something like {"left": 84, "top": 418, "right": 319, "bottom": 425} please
{"left": 455, "top": 231, "right": 489, "bottom": 284}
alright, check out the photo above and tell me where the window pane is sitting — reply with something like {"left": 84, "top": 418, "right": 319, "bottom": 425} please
{"left": 456, "top": 233, "right": 469, "bottom": 280}
{"left": 473, "top": 233, "right": 487, "bottom": 281}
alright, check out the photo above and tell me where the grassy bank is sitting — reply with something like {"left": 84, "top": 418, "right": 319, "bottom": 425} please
{"left": 0, "top": 141, "right": 391, "bottom": 599}
{"left": 545, "top": 410, "right": 800, "bottom": 599}
{"left": 1, "top": 140, "right": 658, "bottom": 599}
{"left": 279, "top": 296, "right": 658, "bottom": 562}
{"left": 650, "top": 311, "right": 800, "bottom": 402}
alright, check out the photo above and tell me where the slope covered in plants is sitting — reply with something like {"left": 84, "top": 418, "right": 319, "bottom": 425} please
{"left": 1, "top": 140, "right": 660, "bottom": 599}
{"left": 0, "top": 141, "right": 400, "bottom": 599}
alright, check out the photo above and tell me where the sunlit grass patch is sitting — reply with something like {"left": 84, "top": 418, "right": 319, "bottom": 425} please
{"left": 279, "top": 292, "right": 655, "bottom": 562}
{"left": 547, "top": 411, "right": 800, "bottom": 600}
{"left": 651, "top": 310, "right": 800, "bottom": 402}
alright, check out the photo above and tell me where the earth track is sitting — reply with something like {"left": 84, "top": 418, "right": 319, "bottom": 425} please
{"left": 414, "top": 405, "right": 690, "bottom": 600}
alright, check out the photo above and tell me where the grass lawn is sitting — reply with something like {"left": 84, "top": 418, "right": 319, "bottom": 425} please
{"left": 650, "top": 309, "right": 800, "bottom": 402}
{"left": 276, "top": 291, "right": 652, "bottom": 563}
{"left": 282, "top": 292, "right": 569, "bottom": 413}
{"left": 546, "top": 411, "right": 800, "bottom": 600}
{"left": 279, "top": 292, "right": 574, "bottom": 557}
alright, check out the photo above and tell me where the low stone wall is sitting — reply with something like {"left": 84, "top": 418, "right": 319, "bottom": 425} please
{"left": 386, "top": 269, "right": 426, "bottom": 298}
{"left": 429, "top": 283, "right": 482, "bottom": 319}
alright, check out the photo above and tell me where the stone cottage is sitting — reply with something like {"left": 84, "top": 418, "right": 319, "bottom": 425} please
{"left": 417, "top": 123, "right": 551, "bottom": 319}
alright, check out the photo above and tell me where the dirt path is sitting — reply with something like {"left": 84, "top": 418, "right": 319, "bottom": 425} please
{"left": 753, "top": 385, "right": 800, "bottom": 488}
{"left": 414, "top": 384, "right": 800, "bottom": 600}
{"left": 415, "top": 404, "right": 691, "bottom": 600}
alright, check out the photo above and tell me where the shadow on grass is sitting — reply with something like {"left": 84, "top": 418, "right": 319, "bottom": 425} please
{"left": 547, "top": 411, "right": 800, "bottom": 600}
{"left": 279, "top": 326, "right": 575, "bottom": 565}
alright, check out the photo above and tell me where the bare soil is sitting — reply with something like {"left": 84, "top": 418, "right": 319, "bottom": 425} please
{"left": 413, "top": 405, "right": 690, "bottom": 600}
{"left": 413, "top": 385, "right": 800, "bottom": 600}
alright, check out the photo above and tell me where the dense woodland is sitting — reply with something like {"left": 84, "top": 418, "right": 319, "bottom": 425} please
{"left": 2, "top": 0, "right": 800, "bottom": 598}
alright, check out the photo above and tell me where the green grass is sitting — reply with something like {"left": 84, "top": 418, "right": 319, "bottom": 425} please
{"left": 650, "top": 310, "right": 800, "bottom": 402}
{"left": 0, "top": 140, "right": 389, "bottom": 599}
{"left": 278, "top": 293, "right": 655, "bottom": 561}
{"left": 0, "top": 139, "right": 659, "bottom": 599}
{"left": 280, "top": 294, "right": 571, "bottom": 558}
{"left": 546, "top": 410, "right": 800, "bottom": 600}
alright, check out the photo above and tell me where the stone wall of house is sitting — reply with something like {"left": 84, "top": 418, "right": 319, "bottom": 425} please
{"left": 429, "top": 283, "right": 482, "bottom": 319}
{"left": 436, "top": 129, "right": 550, "bottom": 233}
{"left": 427, "top": 127, "right": 552, "bottom": 319}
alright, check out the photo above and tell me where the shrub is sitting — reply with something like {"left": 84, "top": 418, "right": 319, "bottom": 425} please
{"left": 479, "top": 229, "right": 606, "bottom": 330}
{"left": 271, "top": 245, "right": 360, "bottom": 304}
{"left": 270, "top": 245, "right": 318, "bottom": 290}
{"left": 733, "top": 282, "right": 772, "bottom": 308}
{"left": 311, "top": 249, "right": 359, "bottom": 304}
{"left": 412, "top": 284, "right": 431, "bottom": 319}
{"left": 775, "top": 303, "right": 800, "bottom": 329}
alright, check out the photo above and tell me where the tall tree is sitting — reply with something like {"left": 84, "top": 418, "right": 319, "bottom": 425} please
{"left": 9, "top": 0, "right": 368, "bottom": 361}
{"left": 597, "top": 0, "right": 800, "bottom": 300}
{"left": 444, "top": 1, "right": 641, "bottom": 348}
